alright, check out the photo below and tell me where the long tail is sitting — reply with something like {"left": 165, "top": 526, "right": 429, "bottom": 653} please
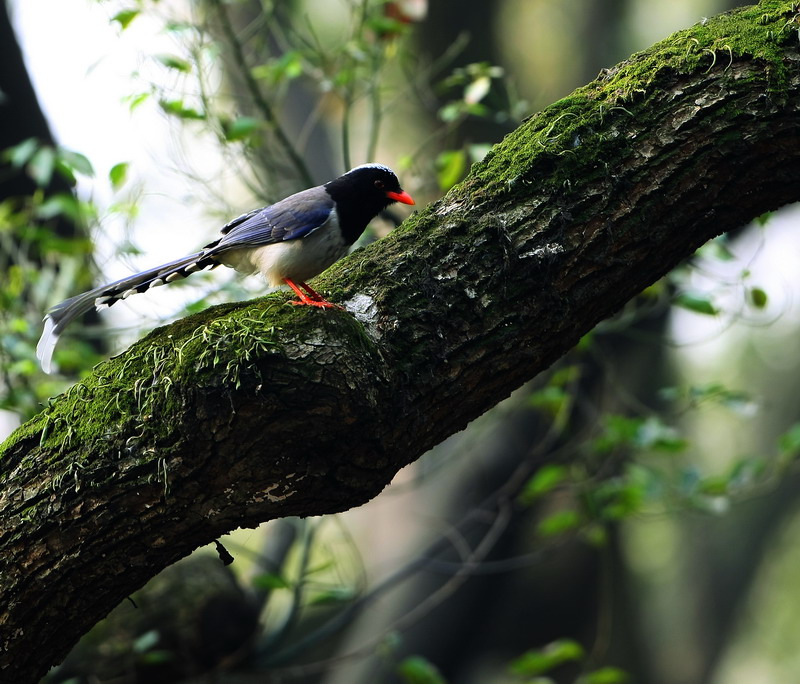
{"left": 37, "top": 251, "right": 217, "bottom": 373}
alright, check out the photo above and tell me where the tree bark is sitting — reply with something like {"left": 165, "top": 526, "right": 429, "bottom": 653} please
{"left": 3, "top": 2, "right": 800, "bottom": 680}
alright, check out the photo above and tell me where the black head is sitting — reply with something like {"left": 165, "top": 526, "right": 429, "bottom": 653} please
{"left": 325, "top": 164, "right": 414, "bottom": 244}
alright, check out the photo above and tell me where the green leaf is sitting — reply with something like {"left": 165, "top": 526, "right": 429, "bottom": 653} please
{"left": 132, "top": 629, "right": 160, "bottom": 653}
{"left": 397, "top": 155, "right": 414, "bottom": 171}
{"left": 592, "top": 415, "right": 641, "bottom": 454}
{"left": 747, "top": 286, "right": 768, "bottom": 309}
{"left": 576, "top": 330, "right": 595, "bottom": 351}
{"left": 519, "top": 465, "right": 569, "bottom": 504}
{"left": 678, "top": 466, "right": 702, "bottom": 495}
{"left": 5, "top": 137, "right": 39, "bottom": 168}
{"left": 779, "top": 423, "right": 800, "bottom": 460}
{"left": 674, "top": 292, "right": 718, "bottom": 315}
{"left": 397, "top": 656, "right": 447, "bottom": 684}
{"left": 698, "top": 474, "right": 728, "bottom": 497}
{"left": 509, "top": 639, "right": 585, "bottom": 676}
{"left": 719, "top": 391, "right": 758, "bottom": 417}
{"left": 159, "top": 99, "right": 205, "bottom": 120}
{"left": 591, "top": 478, "right": 645, "bottom": 520}
{"left": 305, "top": 559, "right": 335, "bottom": 575}
{"left": 438, "top": 102, "right": 465, "bottom": 123}
{"left": 463, "top": 102, "right": 490, "bottom": 118}
{"left": 754, "top": 211, "right": 773, "bottom": 227}
{"left": 34, "top": 193, "right": 85, "bottom": 223}
{"left": 273, "top": 51, "right": 304, "bottom": 81}
{"left": 164, "top": 20, "right": 195, "bottom": 35}
{"left": 28, "top": 146, "right": 56, "bottom": 186}
{"left": 8, "top": 317, "right": 29, "bottom": 334}
{"left": 333, "top": 69, "right": 356, "bottom": 87}
{"left": 112, "top": 9, "right": 140, "bottom": 30}
{"left": 124, "top": 92, "right": 151, "bottom": 112}
{"left": 551, "top": 365, "right": 580, "bottom": 386}
{"left": 139, "top": 650, "right": 174, "bottom": 665}
{"left": 435, "top": 150, "right": 467, "bottom": 191}
{"left": 251, "top": 572, "right": 291, "bottom": 590}
{"left": 580, "top": 666, "right": 630, "bottom": 684}
{"left": 697, "top": 238, "right": 736, "bottom": 262}
{"left": 224, "top": 116, "right": 260, "bottom": 142}
{"left": 537, "top": 510, "right": 581, "bottom": 538}
{"left": 593, "top": 415, "right": 686, "bottom": 455}
{"left": 366, "top": 15, "right": 409, "bottom": 37}
{"left": 156, "top": 54, "right": 193, "bottom": 73}
{"left": 581, "top": 523, "right": 609, "bottom": 547}
{"left": 10, "top": 359, "right": 38, "bottom": 377}
{"left": 308, "top": 586, "right": 357, "bottom": 605}
{"left": 641, "top": 280, "right": 665, "bottom": 299}
{"left": 635, "top": 416, "right": 687, "bottom": 452}
{"left": 662, "top": 383, "right": 757, "bottom": 415}
{"left": 109, "top": 162, "right": 130, "bottom": 189}
{"left": 464, "top": 75, "right": 491, "bottom": 104}
{"left": 57, "top": 148, "right": 94, "bottom": 177}
{"left": 727, "top": 457, "right": 765, "bottom": 488}
{"left": 53, "top": 161, "right": 77, "bottom": 185}
{"left": 528, "top": 385, "right": 568, "bottom": 416}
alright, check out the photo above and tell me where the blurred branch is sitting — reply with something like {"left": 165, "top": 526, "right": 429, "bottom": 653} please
{"left": 259, "top": 407, "right": 570, "bottom": 671}
{"left": 4, "top": 2, "right": 800, "bottom": 680}
{"left": 210, "top": 0, "right": 315, "bottom": 186}
{"left": 259, "top": 518, "right": 316, "bottom": 651}
{"left": 262, "top": 482, "right": 516, "bottom": 673}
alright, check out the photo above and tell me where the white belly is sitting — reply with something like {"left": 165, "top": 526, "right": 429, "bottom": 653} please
{"left": 218, "top": 221, "right": 349, "bottom": 287}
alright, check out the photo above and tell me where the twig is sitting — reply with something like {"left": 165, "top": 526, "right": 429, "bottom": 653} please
{"left": 210, "top": 0, "right": 314, "bottom": 187}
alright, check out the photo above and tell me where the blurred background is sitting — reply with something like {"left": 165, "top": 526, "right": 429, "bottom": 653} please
{"left": 3, "top": 0, "right": 800, "bottom": 682}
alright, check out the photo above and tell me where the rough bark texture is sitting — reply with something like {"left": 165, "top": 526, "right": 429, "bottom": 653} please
{"left": 3, "top": 2, "right": 800, "bottom": 680}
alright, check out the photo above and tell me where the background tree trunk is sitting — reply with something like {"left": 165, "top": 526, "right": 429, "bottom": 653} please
{"left": 3, "top": 2, "right": 800, "bottom": 681}
{"left": 0, "top": 4, "right": 67, "bottom": 210}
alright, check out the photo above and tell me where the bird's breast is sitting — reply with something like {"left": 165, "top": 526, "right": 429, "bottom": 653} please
{"left": 218, "top": 221, "right": 349, "bottom": 287}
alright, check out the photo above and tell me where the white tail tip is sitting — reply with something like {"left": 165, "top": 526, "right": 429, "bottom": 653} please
{"left": 36, "top": 316, "right": 59, "bottom": 375}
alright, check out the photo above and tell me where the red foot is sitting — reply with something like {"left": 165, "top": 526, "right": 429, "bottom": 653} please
{"left": 284, "top": 278, "right": 343, "bottom": 310}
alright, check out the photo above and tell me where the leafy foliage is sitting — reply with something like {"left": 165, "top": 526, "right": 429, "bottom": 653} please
{"left": 508, "top": 638, "right": 584, "bottom": 677}
{"left": 397, "top": 655, "right": 447, "bottom": 684}
{"left": 0, "top": 139, "right": 107, "bottom": 417}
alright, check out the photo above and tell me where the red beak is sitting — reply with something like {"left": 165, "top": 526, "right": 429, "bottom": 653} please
{"left": 386, "top": 190, "right": 415, "bottom": 205}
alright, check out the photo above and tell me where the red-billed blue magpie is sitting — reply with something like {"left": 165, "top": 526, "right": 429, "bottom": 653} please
{"left": 37, "top": 163, "right": 414, "bottom": 373}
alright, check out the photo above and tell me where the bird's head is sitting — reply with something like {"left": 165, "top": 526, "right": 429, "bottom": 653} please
{"left": 326, "top": 164, "right": 415, "bottom": 210}
{"left": 324, "top": 164, "right": 415, "bottom": 243}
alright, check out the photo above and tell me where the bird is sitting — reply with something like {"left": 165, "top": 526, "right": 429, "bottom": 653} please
{"left": 36, "top": 163, "right": 415, "bottom": 374}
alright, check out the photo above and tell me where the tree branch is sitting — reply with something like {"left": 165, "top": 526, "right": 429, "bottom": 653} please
{"left": 3, "top": 2, "right": 800, "bottom": 679}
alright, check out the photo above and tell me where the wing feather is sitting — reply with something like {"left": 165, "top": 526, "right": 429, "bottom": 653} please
{"left": 207, "top": 187, "right": 334, "bottom": 253}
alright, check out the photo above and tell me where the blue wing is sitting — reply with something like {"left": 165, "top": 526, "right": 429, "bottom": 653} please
{"left": 208, "top": 187, "right": 334, "bottom": 254}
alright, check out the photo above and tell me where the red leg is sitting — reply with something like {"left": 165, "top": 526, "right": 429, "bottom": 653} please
{"left": 284, "top": 278, "right": 341, "bottom": 309}
{"left": 297, "top": 281, "right": 327, "bottom": 302}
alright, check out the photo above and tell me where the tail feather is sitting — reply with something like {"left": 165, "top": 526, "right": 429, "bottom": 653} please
{"left": 37, "top": 251, "right": 216, "bottom": 374}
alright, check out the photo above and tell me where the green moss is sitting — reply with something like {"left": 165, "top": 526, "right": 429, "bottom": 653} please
{"left": 0, "top": 283, "right": 379, "bottom": 486}
{"left": 3, "top": 1, "right": 798, "bottom": 484}
{"left": 463, "top": 1, "right": 800, "bottom": 197}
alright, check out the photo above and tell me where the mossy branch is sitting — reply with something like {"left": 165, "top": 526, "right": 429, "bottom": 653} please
{"left": 4, "top": 2, "right": 800, "bottom": 679}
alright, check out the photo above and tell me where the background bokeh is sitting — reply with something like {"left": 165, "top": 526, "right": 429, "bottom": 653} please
{"left": 4, "top": 1, "right": 800, "bottom": 682}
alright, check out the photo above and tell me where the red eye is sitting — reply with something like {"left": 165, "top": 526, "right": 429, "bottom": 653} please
{"left": 374, "top": 179, "right": 385, "bottom": 189}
